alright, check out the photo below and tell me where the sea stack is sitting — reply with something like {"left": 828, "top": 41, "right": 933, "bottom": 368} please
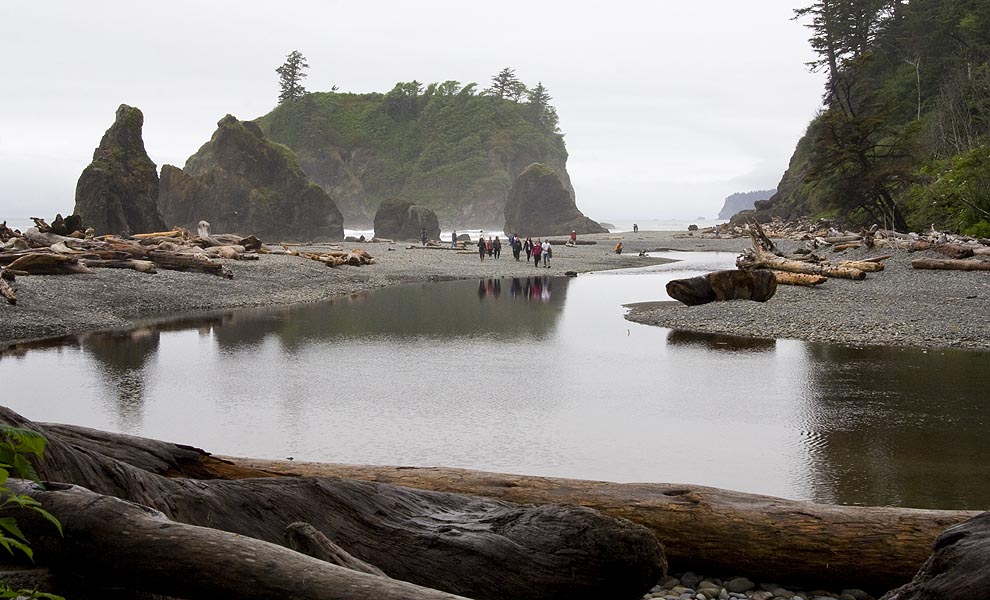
{"left": 158, "top": 115, "right": 344, "bottom": 242}
{"left": 73, "top": 104, "right": 166, "bottom": 235}
{"left": 373, "top": 198, "right": 441, "bottom": 241}
{"left": 504, "top": 163, "right": 606, "bottom": 236}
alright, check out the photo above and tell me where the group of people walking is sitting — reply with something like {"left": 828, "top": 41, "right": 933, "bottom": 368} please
{"left": 476, "top": 233, "right": 553, "bottom": 267}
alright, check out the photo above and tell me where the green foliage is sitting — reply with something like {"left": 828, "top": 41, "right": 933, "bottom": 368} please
{"left": 0, "top": 425, "right": 63, "bottom": 562}
{"left": 256, "top": 75, "right": 568, "bottom": 218}
{"left": 276, "top": 50, "right": 309, "bottom": 104}
{"left": 771, "top": 0, "right": 990, "bottom": 230}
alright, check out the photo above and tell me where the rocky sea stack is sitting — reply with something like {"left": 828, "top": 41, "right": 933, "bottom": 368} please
{"left": 373, "top": 198, "right": 440, "bottom": 241}
{"left": 158, "top": 115, "right": 344, "bottom": 242}
{"left": 73, "top": 104, "right": 166, "bottom": 235}
{"left": 504, "top": 163, "right": 606, "bottom": 236}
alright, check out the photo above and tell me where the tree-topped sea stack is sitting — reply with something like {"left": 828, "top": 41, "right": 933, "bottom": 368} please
{"left": 158, "top": 115, "right": 344, "bottom": 242}
{"left": 373, "top": 198, "right": 440, "bottom": 241}
{"left": 74, "top": 104, "right": 167, "bottom": 235}
{"left": 504, "top": 163, "right": 607, "bottom": 236}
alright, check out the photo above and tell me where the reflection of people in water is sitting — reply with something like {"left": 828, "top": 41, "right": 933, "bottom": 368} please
{"left": 477, "top": 278, "right": 503, "bottom": 299}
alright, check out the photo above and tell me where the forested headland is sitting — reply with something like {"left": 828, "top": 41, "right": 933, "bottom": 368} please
{"left": 745, "top": 0, "right": 990, "bottom": 236}
{"left": 255, "top": 68, "right": 570, "bottom": 228}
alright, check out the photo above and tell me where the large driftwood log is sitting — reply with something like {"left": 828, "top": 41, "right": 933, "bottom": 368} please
{"left": 911, "top": 258, "right": 990, "bottom": 271}
{"left": 147, "top": 250, "right": 233, "bottom": 278}
{"left": 666, "top": 269, "right": 777, "bottom": 306}
{"left": 771, "top": 271, "right": 827, "bottom": 286}
{"left": 7, "top": 480, "right": 470, "bottom": 600}
{"left": 5, "top": 253, "right": 93, "bottom": 275}
{"left": 880, "top": 512, "right": 990, "bottom": 600}
{"left": 225, "top": 459, "right": 979, "bottom": 595}
{"left": 738, "top": 249, "right": 867, "bottom": 280}
{"left": 3, "top": 410, "right": 663, "bottom": 600}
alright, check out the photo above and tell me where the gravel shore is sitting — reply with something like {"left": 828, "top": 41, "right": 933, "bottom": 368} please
{"left": 2, "top": 230, "right": 988, "bottom": 352}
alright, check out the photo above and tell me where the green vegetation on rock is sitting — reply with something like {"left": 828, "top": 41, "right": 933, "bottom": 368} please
{"left": 255, "top": 74, "right": 571, "bottom": 228}
{"left": 748, "top": 0, "right": 990, "bottom": 232}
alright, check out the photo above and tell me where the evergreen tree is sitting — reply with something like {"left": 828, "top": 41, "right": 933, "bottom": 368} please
{"left": 526, "top": 82, "right": 559, "bottom": 131}
{"left": 487, "top": 67, "right": 521, "bottom": 100}
{"left": 276, "top": 50, "right": 309, "bottom": 104}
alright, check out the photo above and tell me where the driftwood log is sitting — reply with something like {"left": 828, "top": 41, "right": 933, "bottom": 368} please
{"left": 6, "top": 480, "right": 471, "bottom": 600}
{"left": 1, "top": 408, "right": 664, "bottom": 600}
{"left": 738, "top": 248, "right": 867, "bottom": 280}
{"left": 880, "top": 512, "right": 990, "bottom": 600}
{"left": 911, "top": 258, "right": 990, "bottom": 271}
{"left": 666, "top": 269, "right": 777, "bottom": 306}
{"left": 771, "top": 271, "right": 827, "bottom": 286}
{"left": 0, "top": 268, "right": 15, "bottom": 304}
{"left": 5, "top": 253, "right": 93, "bottom": 275}
{"left": 225, "top": 459, "right": 980, "bottom": 595}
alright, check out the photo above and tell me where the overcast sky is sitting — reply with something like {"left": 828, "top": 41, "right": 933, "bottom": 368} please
{"left": 0, "top": 1, "right": 826, "bottom": 224}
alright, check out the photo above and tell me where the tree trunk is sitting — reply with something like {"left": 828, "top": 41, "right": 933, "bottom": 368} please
{"left": 0, "top": 268, "right": 15, "bottom": 304}
{"left": 835, "top": 260, "right": 885, "bottom": 272}
{"left": 2, "top": 409, "right": 663, "bottom": 600}
{"left": 666, "top": 270, "right": 777, "bottom": 306}
{"left": 911, "top": 258, "right": 990, "bottom": 271}
{"left": 6, "top": 480, "right": 470, "bottom": 600}
{"left": 5, "top": 253, "right": 93, "bottom": 275}
{"left": 738, "top": 249, "right": 866, "bottom": 280}
{"left": 147, "top": 250, "right": 233, "bottom": 278}
{"left": 771, "top": 271, "right": 827, "bottom": 286}
{"left": 224, "top": 459, "right": 978, "bottom": 596}
{"left": 879, "top": 512, "right": 990, "bottom": 600}
{"left": 79, "top": 259, "right": 157, "bottom": 273}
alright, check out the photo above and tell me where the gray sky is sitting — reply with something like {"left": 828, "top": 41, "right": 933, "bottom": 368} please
{"left": 0, "top": 1, "right": 825, "bottom": 223}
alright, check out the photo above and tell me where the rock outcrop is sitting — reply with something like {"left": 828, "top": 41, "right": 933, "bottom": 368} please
{"left": 158, "top": 115, "right": 343, "bottom": 242}
{"left": 503, "top": 163, "right": 606, "bottom": 236}
{"left": 373, "top": 199, "right": 440, "bottom": 241}
{"left": 73, "top": 104, "right": 167, "bottom": 235}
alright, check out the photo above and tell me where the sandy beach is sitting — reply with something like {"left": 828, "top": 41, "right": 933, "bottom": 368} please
{"left": 2, "top": 230, "right": 988, "bottom": 352}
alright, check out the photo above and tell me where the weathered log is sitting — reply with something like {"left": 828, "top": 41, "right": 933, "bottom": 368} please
{"left": 80, "top": 259, "right": 157, "bottom": 273}
{"left": 824, "top": 235, "right": 863, "bottom": 244}
{"left": 131, "top": 229, "right": 183, "bottom": 240}
{"left": 862, "top": 254, "right": 894, "bottom": 263}
{"left": 880, "top": 512, "right": 990, "bottom": 600}
{"left": 225, "top": 459, "right": 979, "bottom": 595}
{"left": 836, "top": 260, "right": 885, "bottom": 272}
{"left": 911, "top": 258, "right": 990, "bottom": 271}
{"left": 285, "top": 521, "right": 389, "bottom": 577}
{"left": 0, "top": 268, "right": 15, "bottom": 304}
{"left": 6, "top": 480, "right": 471, "bottom": 600}
{"left": 3, "top": 410, "right": 663, "bottom": 600}
{"left": 832, "top": 242, "right": 861, "bottom": 252}
{"left": 147, "top": 250, "right": 233, "bottom": 278}
{"left": 748, "top": 220, "right": 778, "bottom": 253}
{"left": 738, "top": 249, "right": 867, "bottom": 280}
{"left": 934, "top": 243, "right": 975, "bottom": 259}
{"left": 771, "top": 271, "right": 827, "bottom": 286}
{"left": 666, "top": 269, "right": 777, "bottom": 306}
{"left": 6, "top": 253, "right": 93, "bottom": 275}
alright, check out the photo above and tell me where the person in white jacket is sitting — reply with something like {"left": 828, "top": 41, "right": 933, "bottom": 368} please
{"left": 541, "top": 240, "right": 552, "bottom": 268}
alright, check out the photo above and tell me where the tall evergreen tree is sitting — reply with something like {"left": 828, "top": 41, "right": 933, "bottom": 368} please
{"left": 276, "top": 50, "right": 309, "bottom": 104}
{"left": 487, "top": 67, "right": 521, "bottom": 100}
{"left": 526, "top": 82, "right": 559, "bottom": 131}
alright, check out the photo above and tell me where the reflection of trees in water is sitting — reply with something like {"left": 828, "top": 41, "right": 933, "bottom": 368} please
{"left": 82, "top": 329, "right": 161, "bottom": 430}
{"left": 798, "top": 343, "right": 990, "bottom": 509}
{"left": 665, "top": 330, "right": 775, "bottom": 353}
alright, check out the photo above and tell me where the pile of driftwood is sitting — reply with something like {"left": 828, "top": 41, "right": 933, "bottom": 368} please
{"left": 736, "top": 221, "right": 890, "bottom": 286}
{"left": 869, "top": 228, "right": 990, "bottom": 272}
{"left": 0, "top": 218, "right": 375, "bottom": 306}
{"left": 706, "top": 217, "right": 842, "bottom": 241}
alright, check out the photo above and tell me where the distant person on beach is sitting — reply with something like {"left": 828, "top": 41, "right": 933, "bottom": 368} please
{"left": 542, "top": 239, "right": 552, "bottom": 268}
{"left": 614, "top": 242, "right": 623, "bottom": 254}
{"left": 569, "top": 230, "right": 577, "bottom": 245}
{"left": 421, "top": 227, "right": 427, "bottom": 246}
{"left": 513, "top": 236, "right": 522, "bottom": 260}
{"left": 477, "top": 236, "right": 486, "bottom": 261}
{"left": 451, "top": 230, "right": 457, "bottom": 248}
{"left": 494, "top": 236, "right": 501, "bottom": 259}
{"left": 633, "top": 224, "right": 639, "bottom": 233}
{"left": 532, "top": 238, "right": 543, "bottom": 267}
{"left": 487, "top": 236, "right": 494, "bottom": 258}
{"left": 524, "top": 237, "right": 533, "bottom": 262}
